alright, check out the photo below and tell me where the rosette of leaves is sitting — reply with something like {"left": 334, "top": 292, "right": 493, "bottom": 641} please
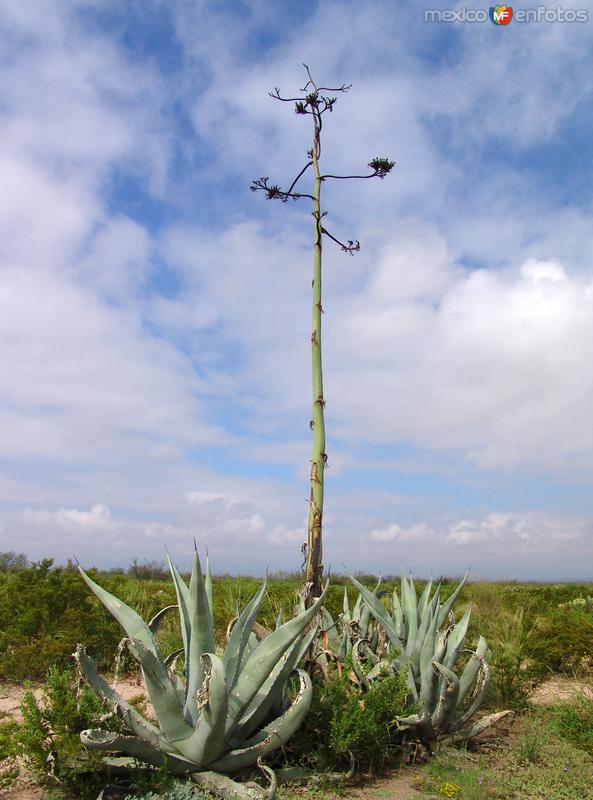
{"left": 76, "top": 554, "right": 326, "bottom": 800}
{"left": 348, "top": 574, "right": 510, "bottom": 743}
{"left": 315, "top": 581, "right": 383, "bottom": 675}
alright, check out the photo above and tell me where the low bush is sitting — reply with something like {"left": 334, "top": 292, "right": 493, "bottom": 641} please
{"left": 289, "top": 664, "right": 411, "bottom": 774}
{"left": 555, "top": 690, "right": 593, "bottom": 754}
{"left": 125, "top": 780, "right": 207, "bottom": 800}
{"left": 0, "top": 560, "right": 122, "bottom": 680}
{"left": 0, "top": 551, "right": 29, "bottom": 572}
{"left": 475, "top": 605, "right": 546, "bottom": 710}
{"left": 527, "top": 607, "right": 593, "bottom": 675}
{"left": 13, "top": 665, "right": 119, "bottom": 798}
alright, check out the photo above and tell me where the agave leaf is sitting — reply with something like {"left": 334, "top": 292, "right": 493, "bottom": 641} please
{"left": 434, "top": 628, "right": 448, "bottom": 668}
{"left": 349, "top": 574, "right": 405, "bottom": 655}
{"left": 183, "top": 653, "right": 228, "bottom": 766}
{"left": 191, "top": 767, "right": 277, "bottom": 800}
{"left": 226, "top": 586, "right": 327, "bottom": 732}
{"left": 148, "top": 605, "right": 178, "bottom": 636}
{"left": 342, "top": 586, "right": 351, "bottom": 622}
{"left": 167, "top": 555, "right": 192, "bottom": 658}
{"left": 457, "top": 636, "right": 488, "bottom": 707}
{"left": 406, "top": 664, "right": 419, "bottom": 700}
{"left": 231, "top": 631, "right": 315, "bottom": 744}
{"left": 410, "top": 593, "right": 439, "bottom": 678}
{"left": 292, "top": 625, "right": 318, "bottom": 668}
{"left": 205, "top": 553, "right": 213, "bottom": 617}
{"left": 453, "top": 659, "right": 491, "bottom": 727}
{"left": 318, "top": 608, "right": 341, "bottom": 653}
{"left": 337, "top": 625, "right": 349, "bottom": 661}
{"left": 167, "top": 656, "right": 187, "bottom": 708}
{"left": 211, "top": 670, "right": 312, "bottom": 774}
{"left": 223, "top": 579, "right": 267, "bottom": 691}
{"left": 436, "top": 573, "right": 469, "bottom": 628}
{"left": 401, "top": 574, "right": 418, "bottom": 656}
{"left": 184, "top": 552, "right": 216, "bottom": 724}
{"left": 419, "top": 611, "right": 439, "bottom": 710}
{"left": 164, "top": 647, "right": 185, "bottom": 667}
{"left": 275, "top": 609, "right": 284, "bottom": 630}
{"left": 76, "top": 645, "right": 167, "bottom": 751}
{"left": 80, "top": 729, "right": 195, "bottom": 775}
{"left": 392, "top": 588, "right": 405, "bottom": 639}
{"left": 78, "top": 568, "right": 159, "bottom": 656}
{"left": 351, "top": 639, "right": 370, "bottom": 690}
{"left": 126, "top": 638, "right": 194, "bottom": 747}
{"left": 430, "top": 662, "right": 460, "bottom": 732}
{"left": 417, "top": 579, "right": 433, "bottom": 621}
{"left": 443, "top": 608, "right": 471, "bottom": 670}
{"left": 396, "top": 710, "right": 428, "bottom": 728}
{"left": 445, "top": 710, "right": 514, "bottom": 744}
{"left": 359, "top": 602, "right": 372, "bottom": 639}
{"left": 366, "top": 659, "right": 393, "bottom": 682}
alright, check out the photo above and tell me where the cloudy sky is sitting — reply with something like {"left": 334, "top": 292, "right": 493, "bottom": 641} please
{"left": 1, "top": 0, "right": 593, "bottom": 578}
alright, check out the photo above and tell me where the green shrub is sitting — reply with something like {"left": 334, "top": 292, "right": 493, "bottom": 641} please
{"left": 472, "top": 602, "right": 547, "bottom": 710}
{"left": 0, "top": 560, "right": 122, "bottom": 681}
{"left": 14, "top": 665, "right": 119, "bottom": 798}
{"left": 527, "top": 607, "right": 593, "bottom": 675}
{"left": 125, "top": 779, "right": 207, "bottom": 800}
{"left": 290, "top": 664, "right": 411, "bottom": 774}
{"left": 555, "top": 691, "right": 593, "bottom": 754}
{"left": 0, "top": 718, "right": 20, "bottom": 789}
{"left": 0, "top": 551, "right": 29, "bottom": 572}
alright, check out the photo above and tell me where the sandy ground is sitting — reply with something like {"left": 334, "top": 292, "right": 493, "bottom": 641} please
{"left": 0, "top": 677, "right": 146, "bottom": 725}
{"left": 530, "top": 675, "right": 592, "bottom": 706}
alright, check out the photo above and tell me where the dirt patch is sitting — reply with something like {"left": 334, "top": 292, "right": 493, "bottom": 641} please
{"left": 0, "top": 685, "right": 41, "bottom": 725}
{"left": 347, "top": 767, "right": 423, "bottom": 799}
{"left": 0, "top": 678, "right": 148, "bottom": 725}
{"left": 530, "top": 676, "right": 593, "bottom": 706}
{"left": 0, "top": 784, "right": 45, "bottom": 800}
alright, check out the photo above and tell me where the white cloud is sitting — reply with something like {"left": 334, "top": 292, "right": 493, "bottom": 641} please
{"left": 24, "top": 503, "right": 113, "bottom": 531}
{"left": 370, "top": 522, "right": 433, "bottom": 543}
{"left": 0, "top": 267, "right": 220, "bottom": 463}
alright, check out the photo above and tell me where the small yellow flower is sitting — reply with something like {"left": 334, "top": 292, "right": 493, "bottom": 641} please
{"left": 440, "top": 782, "right": 461, "bottom": 798}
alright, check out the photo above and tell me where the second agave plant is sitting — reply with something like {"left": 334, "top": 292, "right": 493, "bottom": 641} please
{"left": 337, "top": 573, "right": 510, "bottom": 744}
{"left": 76, "top": 552, "right": 326, "bottom": 800}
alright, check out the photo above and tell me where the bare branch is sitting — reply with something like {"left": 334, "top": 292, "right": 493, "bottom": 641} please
{"left": 320, "top": 226, "right": 360, "bottom": 254}
{"left": 286, "top": 161, "right": 313, "bottom": 195}
{"left": 322, "top": 160, "right": 396, "bottom": 181}
{"left": 250, "top": 176, "right": 314, "bottom": 202}
{"left": 269, "top": 88, "right": 305, "bottom": 103}
{"left": 321, "top": 172, "right": 379, "bottom": 181}
{"left": 302, "top": 64, "right": 351, "bottom": 94}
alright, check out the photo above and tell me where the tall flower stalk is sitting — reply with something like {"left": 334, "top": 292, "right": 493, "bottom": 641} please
{"left": 252, "top": 66, "right": 395, "bottom": 604}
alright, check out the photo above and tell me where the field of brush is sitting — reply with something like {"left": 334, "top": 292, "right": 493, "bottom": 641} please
{"left": 1, "top": 561, "right": 593, "bottom": 799}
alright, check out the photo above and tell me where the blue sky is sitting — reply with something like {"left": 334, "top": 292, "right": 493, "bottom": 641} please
{"left": 2, "top": 0, "right": 593, "bottom": 578}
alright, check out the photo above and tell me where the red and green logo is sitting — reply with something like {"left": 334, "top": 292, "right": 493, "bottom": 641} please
{"left": 489, "top": 4, "right": 513, "bottom": 24}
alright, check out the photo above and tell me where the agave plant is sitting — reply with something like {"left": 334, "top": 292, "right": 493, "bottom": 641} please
{"left": 315, "top": 581, "right": 383, "bottom": 674}
{"left": 76, "top": 553, "right": 326, "bottom": 799}
{"left": 348, "top": 573, "right": 510, "bottom": 743}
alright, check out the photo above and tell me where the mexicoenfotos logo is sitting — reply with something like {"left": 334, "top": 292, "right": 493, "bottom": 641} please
{"left": 490, "top": 4, "right": 513, "bottom": 23}
{"left": 424, "top": 5, "right": 588, "bottom": 23}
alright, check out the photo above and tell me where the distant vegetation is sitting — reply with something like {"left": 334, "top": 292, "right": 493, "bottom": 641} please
{"left": 0, "top": 553, "right": 592, "bottom": 711}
